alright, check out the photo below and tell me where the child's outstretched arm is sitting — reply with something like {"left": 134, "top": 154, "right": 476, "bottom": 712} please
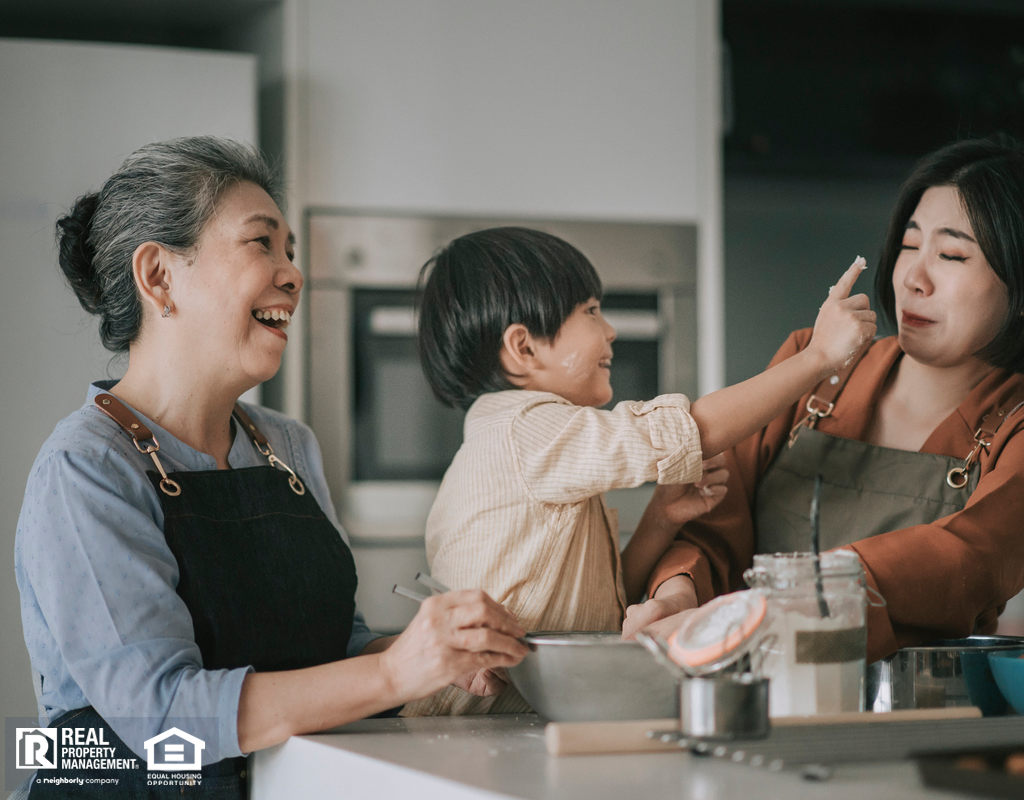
{"left": 690, "top": 257, "right": 875, "bottom": 458}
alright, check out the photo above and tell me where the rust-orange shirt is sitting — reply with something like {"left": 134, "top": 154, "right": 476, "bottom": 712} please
{"left": 648, "top": 330, "right": 1024, "bottom": 663}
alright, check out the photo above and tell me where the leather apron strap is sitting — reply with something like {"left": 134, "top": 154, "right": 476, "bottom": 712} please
{"left": 94, "top": 393, "right": 305, "bottom": 496}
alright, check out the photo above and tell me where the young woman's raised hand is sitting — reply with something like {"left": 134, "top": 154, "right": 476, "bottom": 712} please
{"left": 807, "top": 257, "right": 878, "bottom": 371}
{"left": 378, "top": 590, "right": 528, "bottom": 704}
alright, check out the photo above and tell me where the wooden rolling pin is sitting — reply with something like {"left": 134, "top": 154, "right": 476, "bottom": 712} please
{"left": 545, "top": 706, "right": 982, "bottom": 756}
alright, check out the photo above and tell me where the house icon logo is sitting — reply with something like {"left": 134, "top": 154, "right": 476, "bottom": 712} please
{"left": 143, "top": 727, "right": 205, "bottom": 771}
{"left": 15, "top": 728, "right": 58, "bottom": 769}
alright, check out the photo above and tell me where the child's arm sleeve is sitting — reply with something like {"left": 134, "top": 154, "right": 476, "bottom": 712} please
{"left": 510, "top": 394, "right": 703, "bottom": 504}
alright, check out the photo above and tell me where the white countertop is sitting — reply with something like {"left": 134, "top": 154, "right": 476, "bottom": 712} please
{"left": 249, "top": 714, "right": 986, "bottom": 800}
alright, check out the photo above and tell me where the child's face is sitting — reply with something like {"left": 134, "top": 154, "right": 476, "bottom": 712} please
{"left": 531, "top": 298, "right": 616, "bottom": 407}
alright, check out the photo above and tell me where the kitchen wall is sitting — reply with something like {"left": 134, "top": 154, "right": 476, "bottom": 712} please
{"left": 279, "top": 0, "right": 725, "bottom": 419}
{"left": 0, "top": 38, "right": 255, "bottom": 790}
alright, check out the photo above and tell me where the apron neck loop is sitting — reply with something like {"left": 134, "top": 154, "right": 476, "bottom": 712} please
{"left": 93, "top": 393, "right": 181, "bottom": 496}
{"left": 946, "top": 387, "right": 1024, "bottom": 489}
{"left": 232, "top": 403, "right": 306, "bottom": 496}
{"left": 788, "top": 342, "right": 872, "bottom": 448}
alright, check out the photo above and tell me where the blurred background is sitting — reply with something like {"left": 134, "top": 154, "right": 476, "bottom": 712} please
{"left": 3, "top": 1, "right": 1024, "bottom": 782}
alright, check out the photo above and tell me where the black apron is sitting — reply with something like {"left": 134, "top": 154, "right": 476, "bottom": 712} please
{"left": 29, "top": 396, "right": 358, "bottom": 798}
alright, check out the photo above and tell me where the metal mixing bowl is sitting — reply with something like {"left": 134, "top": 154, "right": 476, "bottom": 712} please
{"left": 505, "top": 631, "right": 679, "bottom": 721}
{"left": 867, "top": 635, "right": 1024, "bottom": 715}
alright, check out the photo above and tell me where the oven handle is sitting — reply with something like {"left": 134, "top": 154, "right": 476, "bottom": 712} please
{"left": 369, "top": 306, "right": 662, "bottom": 341}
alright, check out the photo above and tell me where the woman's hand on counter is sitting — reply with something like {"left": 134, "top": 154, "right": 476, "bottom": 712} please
{"left": 236, "top": 591, "right": 526, "bottom": 753}
{"left": 621, "top": 575, "right": 698, "bottom": 640}
{"left": 379, "top": 590, "right": 528, "bottom": 704}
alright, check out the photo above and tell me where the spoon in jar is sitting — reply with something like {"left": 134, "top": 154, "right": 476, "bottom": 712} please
{"left": 811, "top": 473, "right": 831, "bottom": 618}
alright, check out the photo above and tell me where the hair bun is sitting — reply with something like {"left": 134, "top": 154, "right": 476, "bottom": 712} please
{"left": 56, "top": 193, "right": 103, "bottom": 314}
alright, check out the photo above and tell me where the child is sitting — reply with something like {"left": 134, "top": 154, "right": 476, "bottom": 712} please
{"left": 402, "top": 227, "right": 875, "bottom": 716}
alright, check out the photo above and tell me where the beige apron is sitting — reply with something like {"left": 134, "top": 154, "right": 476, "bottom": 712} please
{"left": 754, "top": 350, "right": 1018, "bottom": 555}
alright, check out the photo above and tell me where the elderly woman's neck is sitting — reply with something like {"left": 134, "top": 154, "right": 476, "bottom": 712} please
{"left": 110, "top": 356, "right": 248, "bottom": 468}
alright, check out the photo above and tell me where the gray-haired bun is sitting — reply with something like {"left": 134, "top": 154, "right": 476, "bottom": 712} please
{"left": 55, "top": 136, "right": 282, "bottom": 352}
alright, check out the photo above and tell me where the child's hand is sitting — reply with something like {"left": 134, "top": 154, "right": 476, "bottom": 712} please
{"left": 452, "top": 667, "right": 511, "bottom": 697}
{"left": 807, "top": 257, "right": 877, "bottom": 371}
{"left": 646, "top": 454, "right": 729, "bottom": 529}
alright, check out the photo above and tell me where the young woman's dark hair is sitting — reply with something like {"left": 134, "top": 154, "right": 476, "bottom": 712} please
{"left": 875, "top": 134, "right": 1024, "bottom": 373}
{"left": 417, "top": 226, "right": 604, "bottom": 410}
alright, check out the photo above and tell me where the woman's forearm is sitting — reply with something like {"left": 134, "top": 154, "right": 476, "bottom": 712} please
{"left": 236, "top": 651, "right": 405, "bottom": 753}
{"left": 621, "top": 510, "right": 680, "bottom": 605}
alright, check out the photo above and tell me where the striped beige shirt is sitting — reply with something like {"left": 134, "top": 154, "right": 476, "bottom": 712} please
{"left": 401, "top": 390, "right": 703, "bottom": 717}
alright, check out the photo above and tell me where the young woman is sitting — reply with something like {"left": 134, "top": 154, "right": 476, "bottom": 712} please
{"left": 626, "top": 135, "right": 1024, "bottom": 664}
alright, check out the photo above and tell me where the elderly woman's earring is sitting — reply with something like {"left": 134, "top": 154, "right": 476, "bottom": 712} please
{"left": 162, "top": 305, "right": 171, "bottom": 318}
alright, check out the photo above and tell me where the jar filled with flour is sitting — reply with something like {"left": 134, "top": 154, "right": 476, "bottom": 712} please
{"left": 744, "top": 550, "right": 867, "bottom": 716}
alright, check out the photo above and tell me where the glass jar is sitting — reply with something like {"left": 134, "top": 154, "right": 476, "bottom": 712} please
{"left": 744, "top": 550, "right": 867, "bottom": 717}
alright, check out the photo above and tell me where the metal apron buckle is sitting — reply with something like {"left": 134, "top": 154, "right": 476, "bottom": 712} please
{"left": 788, "top": 395, "right": 836, "bottom": 448}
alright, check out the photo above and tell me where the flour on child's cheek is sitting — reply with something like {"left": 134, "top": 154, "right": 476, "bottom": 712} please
{"left": 561, "top": 352, "right": 582, "bottom": 379}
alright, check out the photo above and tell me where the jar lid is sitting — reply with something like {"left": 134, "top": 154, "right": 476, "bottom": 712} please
{"left": 666, "top": 590, "right": 768, "bottom": 675}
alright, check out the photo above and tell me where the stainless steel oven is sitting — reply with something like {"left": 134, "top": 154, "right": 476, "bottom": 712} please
{"left": 308, "top": 212, "right": 697, "bottom": 631}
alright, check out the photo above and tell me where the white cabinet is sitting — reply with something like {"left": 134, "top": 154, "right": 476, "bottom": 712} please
{"left": 0, "top": 39, "right": 256, "bottom": 771}
{"left": 303, "top": 0, "right": 710, "bottom": 220}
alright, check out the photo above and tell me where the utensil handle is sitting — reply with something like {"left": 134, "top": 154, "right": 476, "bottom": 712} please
{"left": 392, "top": 584, "right": 429, "bottom": 604}
{"left": 545, "top": 719, "right": 679, "bottom": 756}
{"left": 772, "top": 706, "right": 982, "bottom": 726}
{"left": 416, "top": 572, "right": 451, "bottom": 594}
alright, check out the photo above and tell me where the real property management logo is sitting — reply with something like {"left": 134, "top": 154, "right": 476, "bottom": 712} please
{"left": 15, "top": 728, "right": 58, "bottom": 770}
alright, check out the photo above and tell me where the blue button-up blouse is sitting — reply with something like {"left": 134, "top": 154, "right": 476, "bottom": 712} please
{"left": 15, "top": 381, "right": 377, "bottom": 762}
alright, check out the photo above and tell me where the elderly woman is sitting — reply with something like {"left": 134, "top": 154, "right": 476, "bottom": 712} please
{"left": 625, "top": 135, "right": 1024, "bottom": 664}
{"left": 15, "top": 137, "right": 526, "bottom": 798}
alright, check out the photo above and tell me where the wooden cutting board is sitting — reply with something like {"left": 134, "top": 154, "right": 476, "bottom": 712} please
{"left": 545, "top": 706, "right": 983, "bottom": 756}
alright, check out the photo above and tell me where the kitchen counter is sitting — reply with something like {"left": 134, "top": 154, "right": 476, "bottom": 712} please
{"left": 250, "top": 714, "right": 985, "bottom": 799}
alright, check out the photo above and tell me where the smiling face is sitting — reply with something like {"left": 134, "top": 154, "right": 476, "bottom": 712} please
{"left": 173, "top": 180, "right": 301, "bottom": 391}
{"left": 529, "top": 298, "right": 616, "bottom": 407}
{"left": 894, "top": 185, "right": 1009, "bottom": 369}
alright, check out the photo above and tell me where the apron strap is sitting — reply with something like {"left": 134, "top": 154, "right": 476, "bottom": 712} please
{"left": 232, "top": 403, "right": 306, "bottom": 496}
{"left": 94, "top": 394, "right": 181, "bottom": 496}
{"left": 788, "top": 342, "right": 873, "bottom": 447}
{"left": 946, "top": 386, "right": 1024, "bottom": 489}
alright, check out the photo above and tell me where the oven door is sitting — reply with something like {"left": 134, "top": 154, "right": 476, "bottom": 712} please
{"left": 350, "top": 288, "right": 662, "bottom": 484}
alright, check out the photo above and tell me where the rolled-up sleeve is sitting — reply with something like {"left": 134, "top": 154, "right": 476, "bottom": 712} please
{"left": 16, "top": 449, "right": 251, "bottom": 763}
{"left": 510, "top": 393, "right": 703, "bottom": 504}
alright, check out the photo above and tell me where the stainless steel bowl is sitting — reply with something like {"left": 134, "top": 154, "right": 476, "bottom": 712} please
{"left": 505, "top": 631, "right": 678, "bottom": 721}
{"left": 867, "top": 635, "right": 1024, "bottom": 715}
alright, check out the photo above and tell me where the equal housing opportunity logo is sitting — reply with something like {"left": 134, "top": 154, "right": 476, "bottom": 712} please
{"left": 144, "top": 728, "right": 205, "bottom": 771}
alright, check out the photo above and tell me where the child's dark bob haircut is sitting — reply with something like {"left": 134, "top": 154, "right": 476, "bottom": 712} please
{"left": 875, "top": 134, "right": 1024, "bottom": 374}
{"left": 417, "top": 226, "right": 603, "bottom": 410}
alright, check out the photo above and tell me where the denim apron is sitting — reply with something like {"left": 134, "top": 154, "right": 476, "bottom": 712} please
{"left": 28, "top": 395, "right": 358, "bottom": 799}
{"left": 754, "top": 350, "right": 1022, "bottom": 554}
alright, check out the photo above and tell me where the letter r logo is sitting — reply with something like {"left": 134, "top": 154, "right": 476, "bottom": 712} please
{"left": 15, "top": 728, "right": 58, "bottom": 769}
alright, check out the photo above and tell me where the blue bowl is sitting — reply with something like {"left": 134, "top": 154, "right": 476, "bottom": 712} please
{"left": 988, "top": 648, "right": 1024, "bottom": 714}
